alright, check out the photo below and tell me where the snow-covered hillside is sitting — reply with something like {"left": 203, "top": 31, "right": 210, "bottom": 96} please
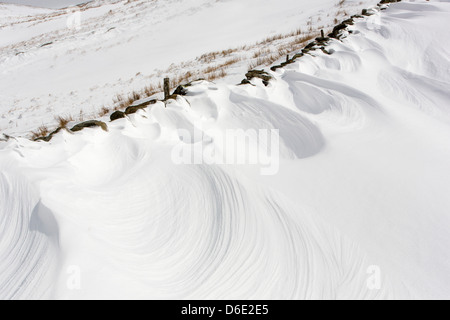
{"left": 1, "top": 0, "right": 450, "bottom": 300}
{"left": 0, "top": 0, "right": 379, "bottom": 136}
{"left": 1, "top": 1, "right": 87, "bottom": 9}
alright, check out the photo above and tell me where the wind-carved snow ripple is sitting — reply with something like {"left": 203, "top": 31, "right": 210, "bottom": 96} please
{"left": 51, "top": 155, "right": 391, "bottom": 299}
{"left": 0, "top": 171, "right": 58, "bottom": 299}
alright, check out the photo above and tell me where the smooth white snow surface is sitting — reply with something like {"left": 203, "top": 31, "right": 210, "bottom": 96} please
{"left": 1, "top": 0, "right": 450, "bottom": 300}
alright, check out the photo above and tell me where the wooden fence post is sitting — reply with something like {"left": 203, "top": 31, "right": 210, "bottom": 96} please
{"left": 321, "top": 29, "right": 325, "bottom": 38}
{"left": 164, "top": 78, "right": 170, "bottom": 101}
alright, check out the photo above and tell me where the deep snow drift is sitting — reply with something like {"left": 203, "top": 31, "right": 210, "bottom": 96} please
{"left": 1, "top": 0, "right": 450, "bottom": 300}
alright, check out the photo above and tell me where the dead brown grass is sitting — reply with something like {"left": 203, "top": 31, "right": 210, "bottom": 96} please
{"left": 143, "top": 84, "right": 158, "bottom": 98}
{"left": 206, "top": 68, "right": 227, "bottom": 82}
{"left": 131, "top": 91, "right": 141, "bottom": 101}
{"left": 98, "top": 106, "right": 111, "bottom": 117}
{"left": 247, "top": 31, "right": 319, "bottom": 70}
{"left": 31, "top": 125, "right": 50, "bottom": 140}
{"left": 113, "top": 90, "right": 142, "bottom": 110}
{"left": 55, "top": 115, "right": 73, "bottom": 128}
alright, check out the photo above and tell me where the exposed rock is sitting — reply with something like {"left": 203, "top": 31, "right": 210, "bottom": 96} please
{"left": 245, "top": 70, "right": 273, "bottom": 86}
{"left": 173, "top": 85, "right": 188, "bottom": 96}
{"left": 125, "top": 105, "right": 146, "bottom": 115}
{"left": 330, "top": 23, "right": 348, "bottom": 38}
{"left": 280, "top": 58, "right": 296, "bottom": 67}
{"left": 264, "top": 3, "right": 390, "bottom": 75}
{"left": 34, "top": 127, "right": 64, "bottom": 142}
{"left": 342, "top": 18, "right": 355, "bottom": 25}
{"left": 315, "top": 36, "right": 330, "bottom": 44}
{"left": 71, "top": 120, "right": 108, "bottom": 132}
{"left": 132, "top": 99, "right": 157, "bottom": 109}
{"left": 110, "top": 111, "right": 125, "bottom": 121}
{"left": 304, "top": 41, "right": 317, "bottom": 50}
{"left": 124, "top": 99, "right": 156, "bottom": 115}
{"left": 379, "top": 0, "right": 401, "bottom": 4}
{"left": 361, "top": 8, "right": 378, "bottom": 16}
{"left": 166, "top": 94, "right": 179, "bottom": 101}
{"left": 35, "top": 137, "right": 49, "bottom": 142}
{"left": 270, "top": 65, "right": 282, "bottom": 72}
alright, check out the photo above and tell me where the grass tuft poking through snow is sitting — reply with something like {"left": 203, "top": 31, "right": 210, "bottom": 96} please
{"left": 30, "top": 125, "right": 49, "bottom": 140}
{"left": 55, "top": 115, "right": 73, "bottom": 128}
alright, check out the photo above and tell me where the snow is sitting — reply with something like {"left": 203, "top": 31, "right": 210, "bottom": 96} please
{"left": 1, "top": 0, "right": 450, "bottom": 300}
{"left": 0, "top": 0, "right": 379, "bottom": 136}
{"left": 1, "top": 1, "right": 87, "bottom": 9}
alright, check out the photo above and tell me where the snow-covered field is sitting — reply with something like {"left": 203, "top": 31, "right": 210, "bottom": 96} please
{"left": 1, "top": 1, "right": 86, "bottom": 9}
{"left": 0, "top": 0, "right": 380, "bottom": 136}
{"left": 1, "top": 0, "right": 450, "bottom": 300}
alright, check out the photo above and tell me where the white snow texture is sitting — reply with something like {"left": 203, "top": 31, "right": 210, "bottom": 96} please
{"left": 1, "top": 0, "right": 450, "bottom": 300}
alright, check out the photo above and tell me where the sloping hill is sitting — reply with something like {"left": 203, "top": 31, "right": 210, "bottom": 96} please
{"left": 0, "top": 1, "right": 449, "bottom": 299}
{"left": 0, "top": 0, "right": 379, "bottom": 136}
